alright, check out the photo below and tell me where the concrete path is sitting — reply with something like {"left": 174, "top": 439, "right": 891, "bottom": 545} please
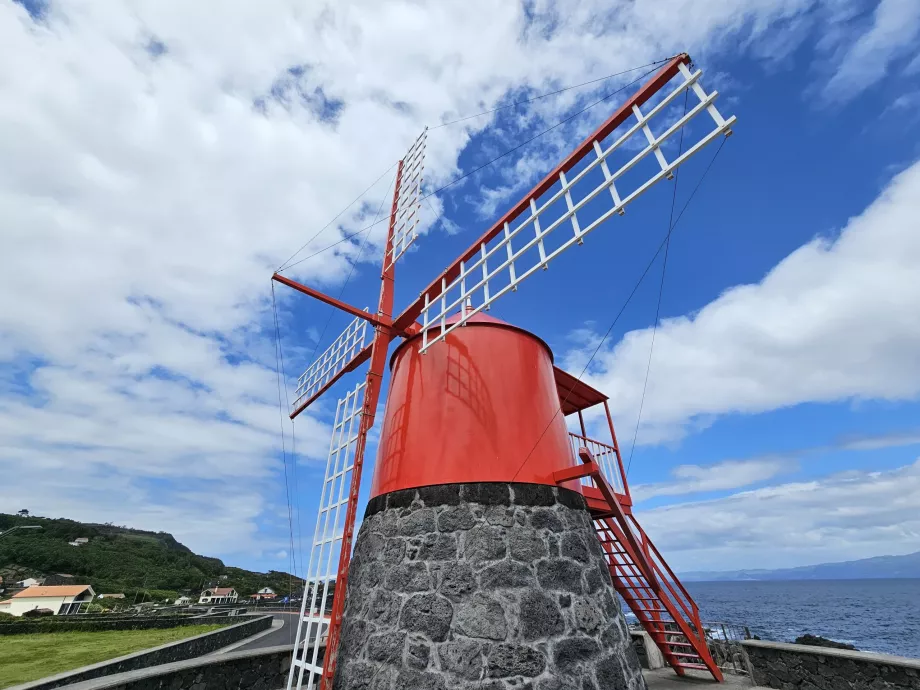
{"left": 643, "top": 668, "right": 767, "bottom": 689}
{"left": 225, "top": 611, "right": 325, "bottom": 653}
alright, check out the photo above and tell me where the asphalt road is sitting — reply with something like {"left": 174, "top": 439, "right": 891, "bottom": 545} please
{"left": 231, "top": 611, "right": 325, "bottom": 652}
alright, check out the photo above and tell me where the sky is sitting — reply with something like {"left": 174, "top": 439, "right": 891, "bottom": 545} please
{"left": 1, "top": 0, "right": 919, "bottom": 580}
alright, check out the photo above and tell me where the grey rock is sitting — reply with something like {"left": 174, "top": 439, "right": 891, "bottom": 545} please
{"left": 554, "top": 636, "right": 602, "bottom": 671}
{"left": 465, "top": 525, "right": 507, "bottom": 562}
{"left": 520, "top": 589, "right": 564, "bottom": 641}
{"left": 455, "top": 592, "right": 508, "bottom": 640}
{"left": 399, "top": 593, "right": 453, "bottom": 642}
{"left": 530, "top": 508, "right": 563, "bottom": 531}
{"left": 437, "top": 504, "right": 477, "bottom": 532}
{"left": 439, "top": 563, "right": 477, "bottom": 601}
{"left": 397, "top": 507, "right": 437, "bottom": 536}
{"left": 385, "top": 562, "right": 431, "bottom": 592}
{"left": 509, "top": 528, "right": 548, "bottom": 562}
{"left": 367, "top": 589, "right": 401, "bottom": 625}
{"left": 512, "top": 483, "right": 557, "bottom": 506}
{"left": 573, "top": 596, "right": 606, "bottom": 634}
{"left": 537, "top": 558, "right": 584, "bottom": 593}
{"left": 438, "top": 638, "right": 485, "bottom": 679}
{"left": 382, "top": 537, "right": 406, "bottom": 564}
{"left": 406, "top": 637, "right": 431, "bottom": 670}
{"left": 417, "top": 532, "right": 458, "bottom": 561}
{"left": 395, "top": 668, "right": 447, "bottom": 690}
{"left": 487, "top": 643, "right": 547, "bottom": 678}
{"left": 561, "top": 532, "right": 590, "bottom": 563}
{"left": 479, "top": 560, "right": 534, "bottom": 589}
{"left": 367, "top": 631, "right": 406, "bottom": 662}
{"left": 462, "top": 483, "right": 511, "bottom": 505}
{"left": 484, "top": 504, "right": 516, "bottom": 527}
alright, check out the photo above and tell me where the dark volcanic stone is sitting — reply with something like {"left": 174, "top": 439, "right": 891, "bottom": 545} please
{"left": 520, "top": 589, "right": 564, "bottom": 641}
{"left": 367, "top": 631, "right": 405, "bottom": 662}
{"left": 439, "top": 563, "right": 477, "bottom": 601}
{"left": 385, "top": 562, "right": 431, "bottom": 592}
{"left": 530, "top": 508, "right": 563, "bottom": 531}
{"left": 487, "top": 643, "right": 547, "bottom": 678}
{"left": 437, "top": 504, "right": 477, "bottom": 532}
{"left": 417, "top": 483, "right": 462, "bottom": 506}
{"left": 537, "top": 558, "right": 584, "bottom": 593}
{"left": 509, "top": 527, "right": 548, "bottom": 561}
{"left": 334, "top": 482, "right": 642, "bottom": 690}
{"left": 406, "top": 638, "right": 431, "bottom": 669}
{"left": 464, "top": 525, "right": 507, "bottom": 562}
{"left": 561, "top": 532, "right": 590, "bottom": 563}
{"left": 794, "top": 634, "right": 858, "bottom": 650}
{"left": 399, "top": 593, "right": 453, "bottom": 642}
{"left": 438, "top": 638, "right": 485, "bottom": 679}
{"left": 417, "top": 532, "right": 458, "bottom": 561}
{"left": 479, "top": 560, "right": 533, "bottom": 589}
{"left": 512, "top": 483, "right": 556, "bottom": 506}
{"left": 396, "top": 669, "right": 447, "bottom": 690}
{"left": 554, "top": 636, "right": 602, "bottom": 671}
{"left": 455, "top": 592, "right": 508, "bottom": 640}
{"left": 462, "top": 483, "right": 511, "bottom": 505}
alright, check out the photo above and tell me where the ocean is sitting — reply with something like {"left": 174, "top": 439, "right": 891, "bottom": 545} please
{"left": 674, "top": 579, "right": 920, "bottom": 657}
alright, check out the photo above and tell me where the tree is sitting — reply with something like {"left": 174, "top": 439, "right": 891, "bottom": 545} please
{"left": 17, "top": 509, "right": 29, "bottom": 517}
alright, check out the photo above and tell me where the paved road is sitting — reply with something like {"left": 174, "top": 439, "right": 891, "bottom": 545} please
{"left": 230, "top": 611, "right": 325, "bottom": 652}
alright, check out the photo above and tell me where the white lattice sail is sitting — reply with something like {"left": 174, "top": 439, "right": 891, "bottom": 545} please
{"left": 419, "top": 61, "right": 735, "bottom": 353}
{"left": 287, "top": 381, "right": 366, "bottom": 690}
{"left": 386, "top": 128, "right": 427, "bottom": 268}
{"left": 293, "top": 314, "right": 369, "bottom": 413}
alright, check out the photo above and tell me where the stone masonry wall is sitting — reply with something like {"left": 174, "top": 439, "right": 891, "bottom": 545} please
{"left": 743, "top": 640, "right": 920, "bottom": 690}
{"left": 334, "top": 482, "right": 647, "bottom": 690}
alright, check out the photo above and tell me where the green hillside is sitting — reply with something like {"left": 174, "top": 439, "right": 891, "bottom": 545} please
{"left": 0, "top": 514, "right": 304, "bottom": 601}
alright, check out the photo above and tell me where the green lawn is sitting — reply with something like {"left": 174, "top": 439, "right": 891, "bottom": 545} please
{"left": 0, "top": 624, "right": 225, "bottom": 688}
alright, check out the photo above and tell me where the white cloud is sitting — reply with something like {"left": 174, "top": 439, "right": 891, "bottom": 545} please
{"left": 637, "top": 458, "right": 920, "bottom": 571}
{"left": 631, "top": 457, "right": 795, "bottom": 502}
{"left": 566, "top": 159, "right": 920, "bottom": 445}
{"left": 0, "top": 0, "right": 914, "bottom": 566}
{"left": 822, "top": 0, "right": 920, "bottom": 102}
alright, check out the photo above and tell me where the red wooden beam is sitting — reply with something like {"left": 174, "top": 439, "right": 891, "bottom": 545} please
{"left": 272, "top": 273, "right": 387, "bottom": 327}
{"left": 391, "top": 54, "right": 690, "bottom": 333}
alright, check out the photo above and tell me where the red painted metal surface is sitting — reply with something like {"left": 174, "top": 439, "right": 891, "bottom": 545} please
{"left": 391, "top": 54, "right": 690, "bottom": 335}
{"left": 320, "top": 159, "right": 404, "bottom": 690}
{"left": 370, "top": 312, "right": 573, "bottom": 498}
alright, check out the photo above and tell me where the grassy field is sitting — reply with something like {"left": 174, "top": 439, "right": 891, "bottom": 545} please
{"left": 0, "top": 624, "right": 225, "bottom": 688}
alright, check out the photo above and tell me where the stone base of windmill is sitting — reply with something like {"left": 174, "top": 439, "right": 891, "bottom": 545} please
{"left": 333, "top": 482, "right": 647, "bottom": 690}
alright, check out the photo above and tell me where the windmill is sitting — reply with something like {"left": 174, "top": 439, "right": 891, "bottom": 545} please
{"left": 274, "top": 54, "right": 735, "bottom": 689}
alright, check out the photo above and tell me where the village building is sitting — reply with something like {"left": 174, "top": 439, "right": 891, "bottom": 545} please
{"left": 198, "top": 587, "right": 237, "bottom": 604}
{"left": 174, "top": 595, "right": 192, "bottom": 605}
{"left": 250, "top": 587, "right": 276, "bottom": 601}
{"left": 96, "top": 593, "right": 125, "bottom": 600}
{"left": 0, "top": 585, "right": 96, "bottom": 616}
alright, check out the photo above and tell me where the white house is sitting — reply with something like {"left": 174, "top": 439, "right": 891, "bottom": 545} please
{"left": 68, "top": 537, "right": 89, "bottom": 547}
{"left": 15, "top": 578, "right": 42, "bottom": 588}
{"left": 0, "top": 585, "right": 96, "bottom": 616}
{"left": 198, "top": 587, "right": 237, "bottom": 604}
{"left": 174, "top": 595, "right": 192, "bottom": 605}
{"left": 251, "top": 587, "right": 277, "bottom": 601}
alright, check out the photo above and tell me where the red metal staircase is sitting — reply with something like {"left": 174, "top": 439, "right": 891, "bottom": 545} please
{"left": 554, "top": 446, "right": 723, "bottom": 681}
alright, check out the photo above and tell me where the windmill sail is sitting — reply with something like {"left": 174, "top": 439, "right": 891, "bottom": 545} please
{"left": 386, "top": 128, "right": 427, "bottom": 269}
{"left": 287, "top": 381, "right": 366, "bottom": 690}
{"left": 415, "top": 60, "right": 734, "bottom": 353}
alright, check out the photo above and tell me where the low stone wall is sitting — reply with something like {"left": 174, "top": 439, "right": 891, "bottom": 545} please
{"left": 0, "top": 614, "right": 246, "bottom": 636}
{"left": 30, "top": 645, "right": 293, "bottom": 690}
{"left": 743, "top": 639, "right": 920, "bottom": 689}
{"left": 11, "top": 615, "right": 273, "bottom": 690}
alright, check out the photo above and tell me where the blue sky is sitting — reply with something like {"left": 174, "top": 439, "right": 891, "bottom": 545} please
{"left": 1, "top": 0, "right": 919, "bottom": 579}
